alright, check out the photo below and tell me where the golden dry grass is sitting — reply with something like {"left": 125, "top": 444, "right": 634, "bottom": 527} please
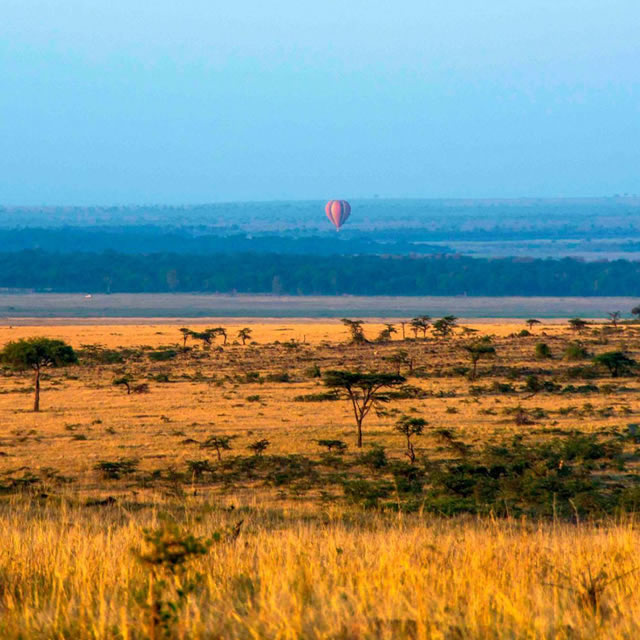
{"left": 0, "top": 320, "right": 596, "bottom": 487}
{"left": 2, "top": 503, "right": 640, "bottom": 639}
{"left": 0, "top": 319, "right": 630, "bottom": 490}
{"left": 1, "top": 318, "right": 640, "bottom": 638}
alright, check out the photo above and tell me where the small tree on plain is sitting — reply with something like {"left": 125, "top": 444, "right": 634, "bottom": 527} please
{"left": 592, "top": 351, "right": 637, "bottom": 378}
{"left": 568, "top": 318, "right": 588, "bottom": 333}
{"left": 410, "top": 315, "right": 431, "bottom": 340}
{"left": 395, "top": 415, "right": 427, "bottom": 464}
{"left": 375, "top": 323, "right": 397, "bottom": 343}
{"left": 462, "top": 337, "right": 496, "bottom": 380}
{"left": 608, "top": 311, "right": 622, "bottom": 328}
{"left": 200, "top": 435, "right": 235, "bottom": 461}
{"left": 323, "top": 370, "right": 405, "bottom": 447}
{"left": 0, "top": 337, "right": 77, "bottom": 411}
{"left": 237, "top": 328, "right": 252, "bottom": 345}
{"left": 384, "top": 349, "right": 412, "bottom": 375}
{"left": 433, "top": 316, "right": 458, "bottom": 338}
{"left": 526, "top": 319, "right": 541, "bottom": 331}
{"left": 631, "top": 305, "right": 640, "bottom": 320}
{"left": 179, "top": 328, "right": 191, "bottom": 349}
{"left": 341, "top": 319, "right": 366, "bottom": 344}
{"left": 247, "top": 439, "right": 270, "bottom": 456}
{"left": 190, "top": 329, "right": 216, "bottom": 347}
{"left": 113, "top": 374, "right": 134, "bottom": 394}
{"left": 213, "top": 327, "right": 228, "bottom": 345}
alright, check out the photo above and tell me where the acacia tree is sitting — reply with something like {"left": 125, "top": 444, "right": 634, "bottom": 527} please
{"left": 593, "top": 351, "right": 637, "bottom": 377}
{"left": 463, "top": 337, "right": 496, "bottom": 380}
{"left": 0, "top": 337, "right": 77, "bottom": 411}
{"left": 526, "top": 319, "right": 541, "bottom": 331}
{"left": 608, "top": 311, "right": 621, "bottom": 328}
{"left": 237, "top": 328, "right": 252, "bottom": 345}
{"left": 323, "top": 370, "right": 405, "bottom": 447}
{"left": 410, "top": 315, "right": 431, "bottom": 339}
{"left": 631, "top": 305, "right": 640, "bottom": 320}
{"left": 375, "top": 323, "right": 397, "bottom": 343}
{"left": 568, "top": 318, "right": 588, "bottom": 333}
{"left": 213, "top": 327, "right": 228, "bottom": 345}
{"left": 179, "top": 327, "right": 191, "bottom": 349}
{"left": 247, "top": 439, "right": 270, "bottom": 456}
{"left": 200, "top": 434, "right": 235, "bottom": 461}
{"left": 384, "top": 349, "right": 412, "bottom": 375}
{"left": 190, "top": 329, "right": 216, "bottom": 347}
{"left": 341, "top": 319, "right": 366, "bottom": 344}
{"left": 113, "top": 374, "right": 134, "bottom": 394}
{"left": 433, "top": 315, "right": 458, "bottom": 338}
{"left": 395, "top": 415, "right": 427, "bottom": 464}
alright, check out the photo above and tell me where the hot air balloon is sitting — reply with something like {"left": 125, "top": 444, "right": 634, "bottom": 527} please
{"left": 325, "top": 200, "right": 351, "bottom": 231}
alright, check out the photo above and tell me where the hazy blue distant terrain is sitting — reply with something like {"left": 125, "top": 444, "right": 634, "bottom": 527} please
{"left": 2, "top": 198, "right": 640, "bottom": 259}
{"left": 3, "top": 198, "right": 640, "bottom": 231}
{"left": 2, "top": 199, "right": 640, "bottom": 299}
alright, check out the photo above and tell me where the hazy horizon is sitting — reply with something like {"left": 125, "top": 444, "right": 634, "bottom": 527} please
{"left": 2, "top": 1, "right": 639, "bottom": 206}
{"left": 4, "top": 195, "right": 640, "bottom": 208}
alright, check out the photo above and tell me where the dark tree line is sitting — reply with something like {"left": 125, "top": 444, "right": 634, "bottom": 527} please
{"left": 0, "top": 228, "right": 449, "bottom": 256}
{"left": 3, "top": 250, "right": 640, "bottom": 296}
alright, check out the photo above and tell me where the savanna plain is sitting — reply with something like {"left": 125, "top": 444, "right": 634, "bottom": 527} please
{"left": 4, "top": 317, "right": 640, "bottom": 638}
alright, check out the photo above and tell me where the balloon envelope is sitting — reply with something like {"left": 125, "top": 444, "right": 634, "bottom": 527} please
{"left": 325, "top": 200, "right": 351, "bottom": 230}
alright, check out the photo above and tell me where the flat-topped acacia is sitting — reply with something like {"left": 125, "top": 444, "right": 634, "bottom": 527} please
{"left": 0, "top": 337, "right": 77, "bottom": 411}
{"left": 323, "top": 370, "right": 405, "bottom": 447}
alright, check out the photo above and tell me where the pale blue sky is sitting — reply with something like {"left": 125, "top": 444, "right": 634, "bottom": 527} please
{"left": 1, "top": 1, "right": 639, "bottom": 205}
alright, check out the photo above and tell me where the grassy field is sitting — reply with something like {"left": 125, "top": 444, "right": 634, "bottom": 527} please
{"left": 2, "top": 318, "right": 640, "bottom": 638}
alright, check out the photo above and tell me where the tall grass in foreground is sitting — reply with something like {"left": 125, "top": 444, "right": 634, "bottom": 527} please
{"left": 1, "top": 501, "right": 640, "bottom": 638}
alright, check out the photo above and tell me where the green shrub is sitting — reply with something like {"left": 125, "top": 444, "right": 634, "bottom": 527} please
{"left": 535, "top": 343, "right": 552, "bottom": 359}
{"left": 304, "top": 364, "right": 322, "bottom": 378}
{"left": 317, "top": 439, "right": 347, "bottom": 453}
{"left": 564, "top": 343, "right": 590, "bottom": 360}
{"left": 239, "top": 371, "right": 263, "bottom": 384}
{"left": 386, "top": 384, "right": 429, "bottom": 399}
{"left": 357, "top": 446, "right": 387, "bottom": 470}
{"left": 148, "top": 349, "right": 178, "bottom": 362}
{"left": 266, "top": 372, "right": 291, "bottom": 383}
{"left": 79, "top": 346, "right": 127, "bottom": 364}
{"left": 343, "top": 479, "right": 394, "bottom": 508}
{"left": 293, "top": 391, "right": 339, "bottom": 402}
{"left": 94, "top": 458, "right": 139, "bottom": 479}
{"left": 566, "top": 365, "right": 599, "bottom": 380}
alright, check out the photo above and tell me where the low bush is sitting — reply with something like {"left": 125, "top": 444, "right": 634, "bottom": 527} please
{"left": 94, "top": 458, "right": 140, "bottom": 479}
{"left": 266, "top": 372, "right": 292, "bottom": 383}
{"left": 293, "top": 391, "right": 340, "bottom": 402}
{"left": 148, "top": 349, "right": 178, "bottom": 362}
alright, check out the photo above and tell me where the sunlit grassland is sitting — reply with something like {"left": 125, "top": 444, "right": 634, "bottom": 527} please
{"left": 1, "top": 319, "right": 640, "bottom": 638}
{"left": 2, "top": 501, "right": 640, "bottom": 639}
